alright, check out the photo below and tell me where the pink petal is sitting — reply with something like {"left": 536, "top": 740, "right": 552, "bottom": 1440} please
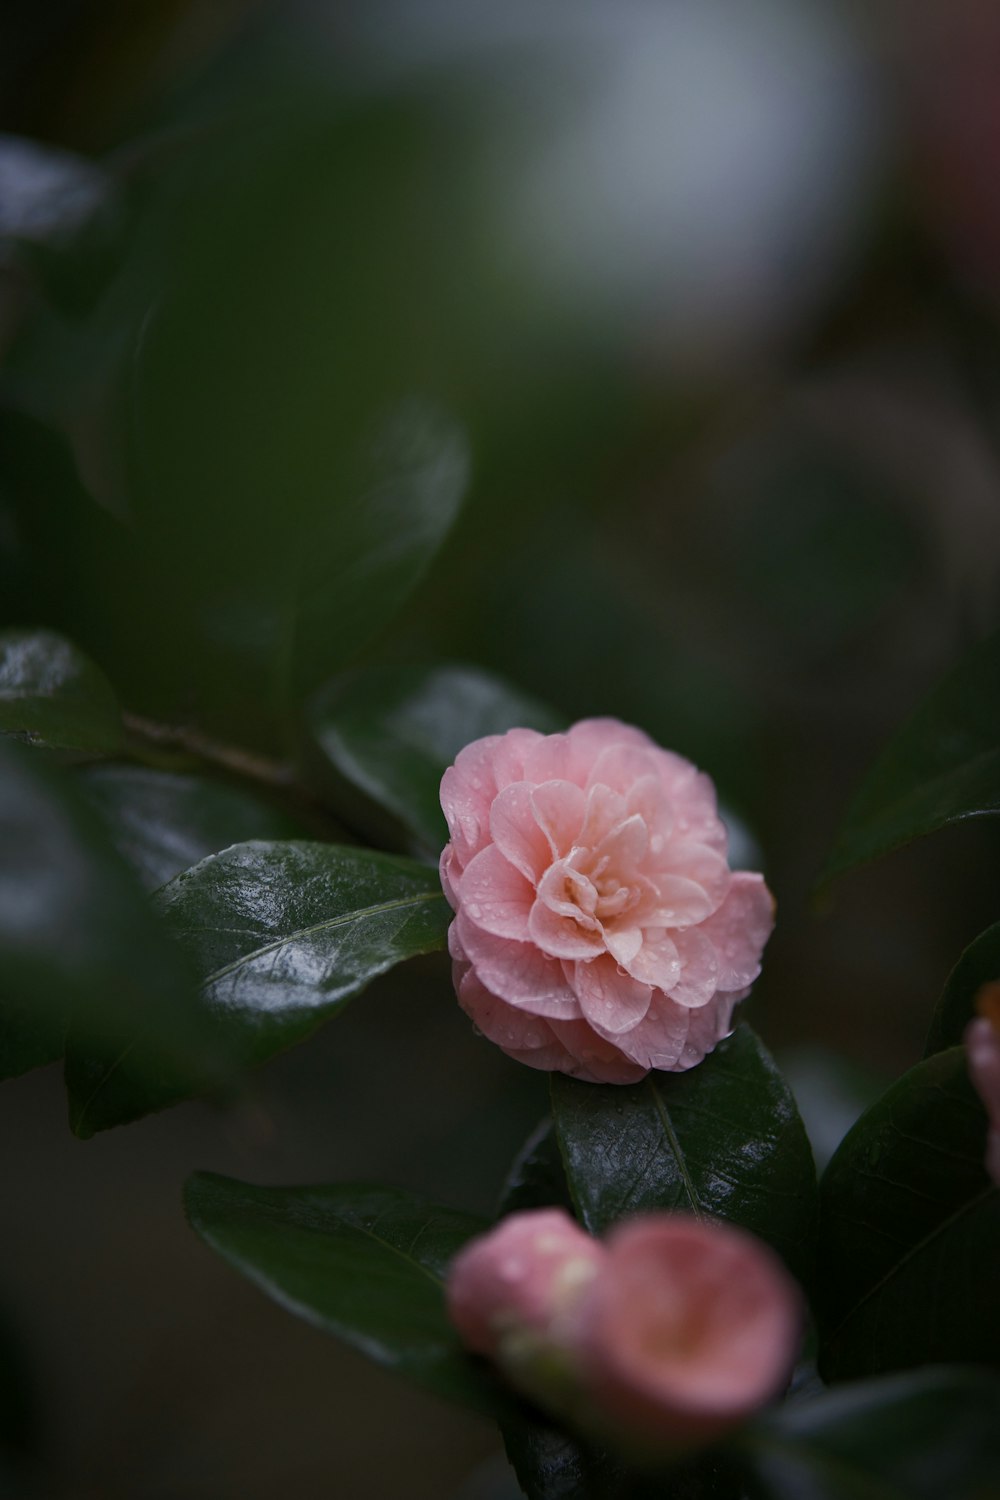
{"left": 623, "top": 931, "right": 681, "bottom": 991}
{"left": 456, "top": 966, "right": 562, "bottom": 1054}
{"left": 440, "top": 732, "right": 546, "bottom": 867}
{"left": 566, "top": 718, "right": 653, "bottom": 777}
{"left": 440, "top": 736, "right": 506, "bottom": 867}
{"left": 579, "top": 1216, "right": 801, "bottom": 1449}
{"left": 536, "top": 860, "right": 598, "bottom": 920}
{"left": 650, "top": 752, "right": 727, "bottom": 853}
{"left": 439, "top": 844, "right": 461, "bottom": 910}
{"left": 594, "top": 813, "right": 649, "bottom": 874}
{"left": 446, "top": 1205, "right": 605, "bottom": 1362}
{"left": 587, "top": 742, "right": 664, "bottom": 796}
{"left": 531, "top": 780, "right": 586, "bottom": 858}
{"left": 573, "top": 954, "right": 653, "bottom": 1034}
{"left": 698, "top": 872, "right": 774, "bottom": 992}
{"left": 454, "top": 910, "right": 582, "bottom": 1018}
{"left": 459, "top": 844, "right": 535, "bottom": 941}
{"left": 625, "top": 774, "right": 674, "bottom": 844}
{"left": 666, "top": 927, "right": 721, "bottom": 1009}
{"left": 652, "top": 841, "right": 730, "bottom": 918}
{"left": 549, "top": 1017, "right": 650, "bottom": 1084}
{"left": 617, "top": 990, "right": 737, "bottom": 1071}
{"left": 529, "top": 898, "right": 605, "bottom": 961}
{"left": 601, "top": 991, "right": 690, "bottom": 1070}
{"left": 521, "top": 733, "right": 573, "bottom": 785}
{"left": 578, "top": 783, "right": 629, "bottom": 850}
{"left": 490, "top": 782, "right": 553, "bottom": 884}
{"left": 681, "top": 992, "right": 739, "bottom": 1064}
{"left": 491, "top": 728, "right": 546, "bottom": 789}
{"left": 642, "top": 870, "right": 727, "bottom": 929}
{"left": 603, "top": 924, "right": 643, "bottom": 968}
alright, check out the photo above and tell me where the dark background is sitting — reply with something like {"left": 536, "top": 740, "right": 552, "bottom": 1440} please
{"left": 2, "top": 2, "right": 1000, "bottom": 1495}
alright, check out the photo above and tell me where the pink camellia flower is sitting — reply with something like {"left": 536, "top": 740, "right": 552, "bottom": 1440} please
{"left": 446, "top": 1208, "right": 606, "bottom": 1412}
{"left": 440, "top": 718, "right": 774, "bottom": 1082}
{"left": 576, "top": 1216, "right": 801, "bottom": 1453}
{"left": 965, "top": 984, "right": 1000, "bottom": 1186}
{"left": 445, "top": 1208, "right": 801, "bottom": 1454}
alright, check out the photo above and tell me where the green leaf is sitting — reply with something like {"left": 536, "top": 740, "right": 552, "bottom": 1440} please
{"left": 817, "top": 1047, "right": 1000, "bottom": 1380}
{"left": 551, "top": 1026, "right": 818, "bottom": 1289}
{"left": 126, "top": 112, "right": 472, "bottom": 747}
{"left": 0, "top": 737, "right": 228, "bottom": 1129}
{"left": 184, "top": 1172, "right": 508, "bottom": 1418}
{"left": 924, "top": 921, "right": 1000, "bottom": 1057}
{"left": 309, "top": 662, "right": 563, "bottom": 853}
{"left": 0, "top": 628, "right": 122, "bottom": 753}
{"left": 744, "top": 1367, "right": 1000, "bottom": 1500}
{"left": 79, "top": 764, "right": 307, "bottom": 892}
{"left": 822, "top": 629, "right": 1000, "bottom": 883}
{"left": 155, "top": 841, "right": 450, "bottom": 1067}
{"left": 498, "top": 1118, "right": 574, "bottom": 1219}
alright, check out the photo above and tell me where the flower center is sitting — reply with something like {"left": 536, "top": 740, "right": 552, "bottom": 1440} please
{"left": 565, "top": 847, "right": 640, "bottom": 924}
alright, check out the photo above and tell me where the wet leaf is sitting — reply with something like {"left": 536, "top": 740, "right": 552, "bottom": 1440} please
{"left": 155, "top": 841, "right": 450, "bottom": 1067}
{"left": 817, "top": 1047, "right": 1000, "bottom": 1380}
{"left": 184, "top": 1172, "right": 508, "bottom": 1418}
{"left": 310, "top": 661, "right": 563, "bottom": 854}
{"left": 0, "top": 628, "right": 122, "bottom": 754}
{"left": 551, "top": 1026, "right": 818, "bottom": 1289}
{"left": 80, "top": 763, "right": 306, "bottom": 892}
{"left": 822, "top": 629, "right": 1000, "bottom": 883}
{"left": 745, "top": 1366, "right": 1000, "bottom": 1500}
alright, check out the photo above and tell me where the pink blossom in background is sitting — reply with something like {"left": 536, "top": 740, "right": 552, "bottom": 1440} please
{"left": 445, "top": 1208, "right": 801, "bottom": 1454}
{"left": 445, "top": 1208, "right": 605, "bottom": 1411}
{"left": 439, "top": 718, "right": 774, "bottom": 1081}
{"left": 577, "top": 1216, "right": 801, "bottom": 1452}
{"left": 965, "top": 1006, "right": 1000, "bottom": 1187}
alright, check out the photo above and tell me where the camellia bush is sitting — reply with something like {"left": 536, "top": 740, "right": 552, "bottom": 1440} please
{"left": 2, "top": 4, "right": 1000, "bottom": 1497}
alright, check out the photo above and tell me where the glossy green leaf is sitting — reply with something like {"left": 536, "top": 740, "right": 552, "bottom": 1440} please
{"left": 0, "top": 737, "right": 228, "bottom": 1130}
{"left": 155, "top": 841, "right": 450, "bottom": 1067}
{"left": 184, "top": 1172, "right": 508, "bottom": 1418}
{"left": 822, "top": 628, "right": 1000, "bottom": 883}
{"left": 744, "top": 1367, "right": 1000, "bottom": 1500}
{"left": 817, "top": 1047, "right": 1000, "bottom": 1380}
{"left": 0, "top": 628, "right": 122, "bottom": 754}
{"left": 924, "top": 921, "right": 1000, "bottom": 1057}
{"left": 309, "top": 662, "right": 563, "bottom": 853}
{"left": 498, "top": 1118, "right": 574, "bottom": 1219}
{"left": 551, "top": 1026, "right": 818, "bottom": 1288}
{"left": 79, "top": 764, "right": 306, "bottom": 892}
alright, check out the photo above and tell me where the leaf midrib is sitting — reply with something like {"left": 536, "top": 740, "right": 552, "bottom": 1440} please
{"left": 200, "top": 889, "right": 446, "bottom": 990}
{"left": 646, "top": 1077, "right": 704, "bottom": 1220}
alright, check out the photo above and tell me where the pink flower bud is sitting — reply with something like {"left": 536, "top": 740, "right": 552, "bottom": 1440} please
{"left": 439, "top": 719, "right": 774, "bottom": 1082}
{"left": 576, "top": 1216, "right": 801, "bottom": 1453}
{"left": 446, "top": 1209, "right": 606, "bottom": 1411}
{"left": 965, "top": 1005, "right": 1000, "bottom": 1187}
